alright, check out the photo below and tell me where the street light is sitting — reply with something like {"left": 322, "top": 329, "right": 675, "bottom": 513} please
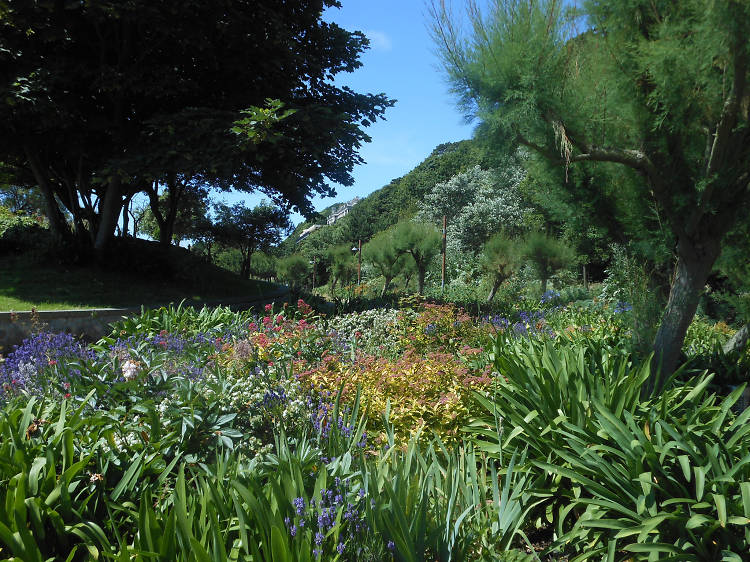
{"left": 351, "top": 240, "right": 361, "bottom": 285}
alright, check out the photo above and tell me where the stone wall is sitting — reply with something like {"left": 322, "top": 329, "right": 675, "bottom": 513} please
{"left": 0, "top": 288, "right": 290, "bottom": 354}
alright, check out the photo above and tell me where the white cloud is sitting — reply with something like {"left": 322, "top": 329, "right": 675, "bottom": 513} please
{"left": 364, "top": 30, "right": 393, "bottom": 51}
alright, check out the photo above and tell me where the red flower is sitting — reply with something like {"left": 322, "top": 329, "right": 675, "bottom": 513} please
{"left": 48, "top": 359, "right": 57, "bottom": 366}
{"left": 265, "top": 304, "right": 273, "bottom": 312}
{"left": 248, "top": 322, "right": 258, "bottom": 331}
{"left": 64, "top": 393, "right": 71, "bottom": 399}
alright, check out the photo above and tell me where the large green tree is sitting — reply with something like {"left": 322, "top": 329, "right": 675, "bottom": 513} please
{"left": 392, "top": 221, "right": 442, "bottom": 295}
{"left": 0, "top": 1, "right": 392, "bottom": 254}
{"left": 363, "top": 229, "right": 408, "bottom": 296}
{"left": 139, "top": 184, "right": 210, "bottom": 246}
{"left": 432, "top": 0, "right": 750, "bottom": 390}
{"left": 212, "top": 202, "right": 291, "bottom": 280}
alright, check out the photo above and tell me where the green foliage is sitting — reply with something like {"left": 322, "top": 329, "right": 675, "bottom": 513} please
{"left": 139, "top": 184, "right": 210, "bottom": 245}
{"left": 0, "top": 0, "right": 392, "bottom": 249}
{"left": 327, "top": 244, "right": 357, "bottom": 298}
{"left": 277, "top": 254, "right": 311, "bottom": 289}
{"left": 522, "top": 232, "right": 575, "bottom": 294}
{"left": 284, "top": 140, "right": 494, "bottom": 261}
{"left": 392, "top": 222, "right": 442, "bottom": 295}
{"left": 0, "top": 205, "right": 46, "bottom": 254}
{"left": 417, "top": 163, "right": 529, "bottom": 255}
{"left": 481, "top": 234, "right": 523, "bottom": 302}
{"left": 213, "top": 202, "right": 291, "bottom": 279}
{"left": 363, "top": 229, "right": 409, "bottom": 296}
{"left": 431, "top": 0, "right": 750, "bottom": 378}
{"left": 250, "top": 251, "right": 277, "bottom": 280}
{"left": 471, "top": 335, "right": 750, "bottom": 558}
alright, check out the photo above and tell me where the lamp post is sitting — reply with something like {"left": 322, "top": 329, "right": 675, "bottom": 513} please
{"left": 441, "top": 215, "right": 447, "bottom": 292}
{"left": 351, "top": 240, "right": 362, "bottom": 285}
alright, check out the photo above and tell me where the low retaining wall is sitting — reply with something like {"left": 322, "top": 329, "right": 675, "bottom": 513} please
{"left": 0, "top": 287, "right": 290, "bottom": 354}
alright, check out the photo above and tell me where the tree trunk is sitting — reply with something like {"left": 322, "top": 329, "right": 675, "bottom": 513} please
{"left": 24, "top": 148, "right": 71, "bottom": 244}
{"left": 94, "top": 175, "right": 123, "bottom": 255}
{"left": 724, "top": 323, "right": 750, "bottom": 356}
{"left": 121, "top": 194, "right": 133, "bottom": 237}
{"left": 487, "top": 280, "right": 501, "bottom": 303}
{"left": 417, "top": 266, "right": 426, "bottom": 295}
{"left": 381, "top": 276, "right": 393, "bottom": 297}
{"left": 240, "top": 249, "right": 254, "bottom": 280}
{"left": 649, "top": 247, "right": 718, "bottom": 394}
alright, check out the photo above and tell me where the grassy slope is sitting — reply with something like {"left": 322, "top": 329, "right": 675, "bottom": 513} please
{"left": 0, "top": 243, "right": 278, "bottom": 312}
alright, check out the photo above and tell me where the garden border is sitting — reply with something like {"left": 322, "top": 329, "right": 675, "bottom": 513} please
{"left": 0, "top": 286, "right": 290, "bottom": 354}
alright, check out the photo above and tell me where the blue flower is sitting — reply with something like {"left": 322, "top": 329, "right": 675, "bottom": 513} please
{"left": 614, "top": 301, "right": 633, "bottom": 313}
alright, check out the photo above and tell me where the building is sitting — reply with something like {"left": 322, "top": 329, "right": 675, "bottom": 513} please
{"left": 326, "top": 197, "right": 361, "bottom": 225}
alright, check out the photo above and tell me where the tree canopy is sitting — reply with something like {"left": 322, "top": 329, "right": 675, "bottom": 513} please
{"left": 212, "top": 202, "right": 291, "bottom": 280}
{"left": 0, "top": 0, "right": 392, "bottom": 254}
{"left": 432, "top": 0, "right": 750, "bottom": 388}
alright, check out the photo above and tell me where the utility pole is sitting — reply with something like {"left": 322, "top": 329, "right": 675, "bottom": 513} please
{"left": 441, "top": 215, "right": 447, "bottom": 291}
{"left": 357, "top": 239, "right": 362, "bottom": 285}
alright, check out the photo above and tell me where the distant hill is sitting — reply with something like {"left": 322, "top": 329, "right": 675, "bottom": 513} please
{"left": 281, "top": 139, "right": 496, "bottom": 256}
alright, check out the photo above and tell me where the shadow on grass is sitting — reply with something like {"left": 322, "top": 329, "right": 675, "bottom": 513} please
{"left": 0, "top": 238, "right": 279, "bottom": 311}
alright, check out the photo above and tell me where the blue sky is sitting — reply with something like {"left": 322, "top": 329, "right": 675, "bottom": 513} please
{"left": 314, "top": 1, "right": 475, "bottom": 209}
{"left": 223, "top": 1, "right": 476, "bottom": 225}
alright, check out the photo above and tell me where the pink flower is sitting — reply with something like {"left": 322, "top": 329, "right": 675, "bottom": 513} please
{"left": 48, "top": 359, "right": 57, "bottom": 366}
{"left": 265, "top": 304, "right": 273, "bottom": 312}
{"left": 248, "top": 322, "right": 257, "bottom": 331}
{"left": 64, "top": 393, "right": 71, "bottom": 399}
{"left": 263, "top": 316, "right": 272, "bottom": 325}
{"left": 276, "top": 314, "right": 284, "bottom": 324}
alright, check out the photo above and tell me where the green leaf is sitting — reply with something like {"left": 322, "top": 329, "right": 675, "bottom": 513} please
{"left": 270, "top": 525, "right": 290, "bottom": 562}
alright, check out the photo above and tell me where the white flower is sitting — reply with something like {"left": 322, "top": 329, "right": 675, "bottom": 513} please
{"left": 122, "top": 360, "right": 139, "bottom": 381}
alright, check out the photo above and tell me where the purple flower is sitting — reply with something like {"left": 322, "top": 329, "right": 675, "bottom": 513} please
{"left": 387, "top": 540, "right": 395, "bottom": 552}
{"left": 337, "top": 542, "right": 345, "bottom": 554}
{"left": 293, "top": 497, "right": 306, "bottom": 516}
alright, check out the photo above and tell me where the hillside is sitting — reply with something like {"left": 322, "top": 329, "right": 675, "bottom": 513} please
{"left": 281, "top": 139, "right": 496, "bottom": 256}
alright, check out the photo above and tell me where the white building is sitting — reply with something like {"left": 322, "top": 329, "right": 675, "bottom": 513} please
{"left": 326, "top": 197, "right": 361, "bottom": 225}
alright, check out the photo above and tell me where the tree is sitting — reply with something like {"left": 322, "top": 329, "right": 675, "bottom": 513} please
{"left": 250, "top": 251, "right": 277, "bottom": 282}
{"left": 363, "top": 229, "right": 408, "bottom": 296}
{"left": 327, "top": 244, "right": 356, "bottom": 298}
{"left": 432, "top": 0, "right": 750, "bottom": 389}
{"left": 481, "top": 233, "right": 522, "bottom": 302}
{"left": 392, "top": 221, "right": 442, "bottom": 295}
{"left": 417, "top": 163, "right": 528, "bottom": 254}
{"left": 139, "top": 184, "right": 210, "bottom": 245}
{"left": 212, "top": 202, "right": 291, "bottom": 280}
{"left": 523, "top": 232, "right": 575, "bottom": 294}
{"left": 276, "top": 254, "right": 310, "bottom": 290}
{"left": 0, "top": 1, "right": 392, "bottom": 255}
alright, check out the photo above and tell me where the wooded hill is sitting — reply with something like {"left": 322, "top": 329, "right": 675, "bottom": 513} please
{"left": 280, "top": 139, "right": 496, "bottom": 258}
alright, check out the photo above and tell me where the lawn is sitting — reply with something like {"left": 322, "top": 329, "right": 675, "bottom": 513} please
{"left": 0, "top": 253, "right": 278, "bottom": 311}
